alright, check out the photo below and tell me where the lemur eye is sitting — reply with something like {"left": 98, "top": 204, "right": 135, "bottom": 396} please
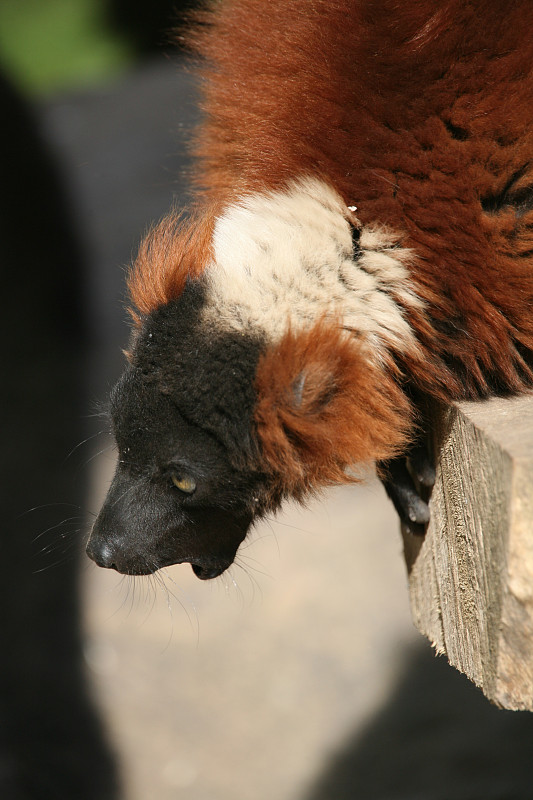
{"left": 171, "top": 474, "right": 197, "bottom": 495}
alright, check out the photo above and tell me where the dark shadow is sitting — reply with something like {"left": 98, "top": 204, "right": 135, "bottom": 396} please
{"left": 305, "top": 641, "right": 533, "bottom": 800}
{"left": 0, "top": 70, "right": 119, "bottom": 799}
{"left": 106, "top": 0, "right": 198, "bottom": 55}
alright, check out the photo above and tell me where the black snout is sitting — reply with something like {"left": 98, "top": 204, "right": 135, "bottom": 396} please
{"left": 85, "top": 536, "right": 154, "bottom": 575}
{"left": 86, "top": 465, "right": 253, "bottom": 578}
{"left": 85, "top": 538, "right": 114, "bottom": 570}
{"left": 191, "top": 563, "right": 227, "bottom": 580}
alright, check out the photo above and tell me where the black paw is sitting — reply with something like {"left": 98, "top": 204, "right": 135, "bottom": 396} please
{"left": 379, "top": 438, "right": 435, "bottom": 536}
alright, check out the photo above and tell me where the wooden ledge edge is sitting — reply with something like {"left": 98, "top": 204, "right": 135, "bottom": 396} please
{"left": 402, "top": 395, "right": 533, "bottom": 710}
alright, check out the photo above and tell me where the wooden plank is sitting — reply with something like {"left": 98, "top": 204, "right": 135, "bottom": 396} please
{"left": 402, "top": 395, "right": 533, "bottom": 710}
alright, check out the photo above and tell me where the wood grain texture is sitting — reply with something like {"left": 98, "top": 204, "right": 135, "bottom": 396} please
{"left": 403, "top": 395, "right": 533, "bottom": 710}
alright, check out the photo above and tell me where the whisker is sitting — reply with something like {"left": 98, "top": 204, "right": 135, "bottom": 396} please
{"left": 84, "top": 405, "right": 110, "bottom": 421}
{"left": 157, "top": 568, "right": 200, "bottom": 646}
{"left": 151, "top": 570, "right": 177, "bottom": 652}
{"left": 137, "top": 573, "right": 158, "bottom": 626}
{"left": 234, "top": 553, "right": 272, "bottom": 580}
{"left": 38, "top": 528, "right": 83, "bottom": 555}
{"left": 220, "top": 565, "right": 249, "bottom": 609}
{"left": 32, "top": 536, "right": 82, "bottom": 573}
{"left": 109, "top": 482, "right": 139, "bottom": 510}
{"left": 79, "top": 443, "right": 116, "bottom": 471}
{"left": 88, "top": 561, "right": 200, "bottom": 646}
{"left": 234, "top": 560, "right": 263, "bottom": 604}
{"left": 63, "top": 429, "right": 107, "bottom": 463}
{"left": 264, "top": 516, "right": 313, "bottom": 535}
{"left": 32, "top": 516, "right": 85, "bottom": 543}
{"left": 18, "top": 502, "right": 85, "bottom": 520}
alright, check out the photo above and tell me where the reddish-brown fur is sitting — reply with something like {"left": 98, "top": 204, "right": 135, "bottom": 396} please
{"left": 255, "top": 320, "right": 412, "bottom": 498}
{"left": 128, "top": 206, "right": 216, "bottom": 319}
{"left": 186, "top": 0, "right": 533, "bottom": 393}
{"left": 127, "top": 0, "right": 533, "bottom": 492}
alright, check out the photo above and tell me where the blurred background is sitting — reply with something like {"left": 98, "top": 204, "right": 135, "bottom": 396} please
{"left": 2, "top": 2, "right": 533, "bottom": 798}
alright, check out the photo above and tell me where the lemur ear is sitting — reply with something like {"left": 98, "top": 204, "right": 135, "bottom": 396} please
{"left": 254, "top": 320, "right": 412, "bottom": 498}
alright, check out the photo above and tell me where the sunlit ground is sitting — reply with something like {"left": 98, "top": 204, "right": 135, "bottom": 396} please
{"left": 84, "top": 451, "right": 417, "bottom": 800}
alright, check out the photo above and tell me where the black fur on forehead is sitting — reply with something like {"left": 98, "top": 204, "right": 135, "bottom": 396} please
{"left": 109, "top": 368, "right": 266, "bottom": 509}
{"left": 127, "top": 280, "right": 266, "bottom": 469}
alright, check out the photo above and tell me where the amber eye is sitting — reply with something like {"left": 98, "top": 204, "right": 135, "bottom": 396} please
{"left": 171, "top": 474, "right": 197, "bottom": 495}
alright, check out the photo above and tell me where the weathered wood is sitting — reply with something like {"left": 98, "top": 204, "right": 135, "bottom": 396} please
{"left": 402, "top": 395, "right": 533, "bottom": 710}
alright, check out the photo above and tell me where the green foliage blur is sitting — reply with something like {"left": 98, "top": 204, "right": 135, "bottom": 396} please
{"left": 0, "top": 0, "right": 134, "bottom": 96}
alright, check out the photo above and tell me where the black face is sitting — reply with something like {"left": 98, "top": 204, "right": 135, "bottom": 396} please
{"left": 86, "top": 368, "right": 268, "bottom": 578}
{"left": 86, "top": 290, "right": 271, "bottom": 579}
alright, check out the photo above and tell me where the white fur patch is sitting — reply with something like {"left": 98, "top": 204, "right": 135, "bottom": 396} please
{"left": 203, "top": 177, "right": 423, "bottom": 361}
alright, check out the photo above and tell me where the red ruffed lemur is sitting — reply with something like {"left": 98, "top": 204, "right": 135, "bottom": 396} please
{"left": 87, "top": 0, "right": 533, "bottom": 579}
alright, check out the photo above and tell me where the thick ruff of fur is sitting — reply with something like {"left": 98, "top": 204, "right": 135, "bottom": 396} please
{"left": 206, "top": 178, "right": 423, "bottom": 360}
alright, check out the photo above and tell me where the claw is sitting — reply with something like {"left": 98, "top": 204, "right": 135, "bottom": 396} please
{"left": 408, "top": 440, "right": 436, "bottom": 488}
{"left": 379, "top": 436, "right": 434, "bottom": 536}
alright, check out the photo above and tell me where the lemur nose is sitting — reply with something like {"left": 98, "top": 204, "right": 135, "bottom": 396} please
{"left": 86, "top": 538, "right": 116, "bottom": 570}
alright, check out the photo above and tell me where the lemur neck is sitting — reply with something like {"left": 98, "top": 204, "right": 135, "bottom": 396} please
{"left": 203, "top": 177, "right": 424, "bottom": 365}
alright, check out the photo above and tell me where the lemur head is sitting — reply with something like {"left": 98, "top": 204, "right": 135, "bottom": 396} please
{"left": 87, "top": 283, "right": 268, "bottom": 579}
{"left": 87, "top": 179, "right": 414, "bottom": 578}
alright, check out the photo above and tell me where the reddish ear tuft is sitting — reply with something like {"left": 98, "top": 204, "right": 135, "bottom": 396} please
{"left": 254, "top": 320, "right": 413, "bottom": 499}
{"left": 127, "top": 206, "right": 216, "bottom": 319}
